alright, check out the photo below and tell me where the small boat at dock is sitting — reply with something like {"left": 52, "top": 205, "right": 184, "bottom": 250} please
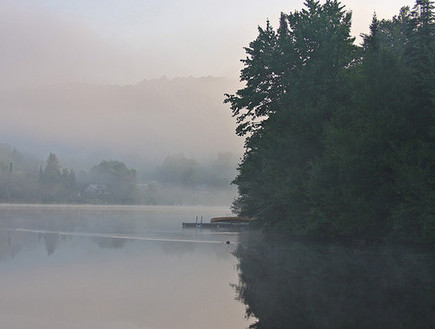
{"left": 182, "top": 216, "right": 252, "bottom": 229}
{"left": 210, "top": 216, "right": 251, "bottom": 223}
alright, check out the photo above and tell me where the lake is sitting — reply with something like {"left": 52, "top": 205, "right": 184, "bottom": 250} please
{"left": 0, "top": 204, "right": 253, "bottom": 329}
{"left": 234, "top": 231, "right": 435, "bottom": 329}
{"left": 3, "top": 204, "right": 434, "bottom": 329}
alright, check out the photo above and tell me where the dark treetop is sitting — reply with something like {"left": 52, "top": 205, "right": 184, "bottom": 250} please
{"left": 225, "top": 0, "right": 435, "bottom": 244}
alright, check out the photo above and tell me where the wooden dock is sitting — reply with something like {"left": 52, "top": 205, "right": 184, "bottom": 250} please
{"left": 182, "top": 222, "right": 249, "bottom": 229}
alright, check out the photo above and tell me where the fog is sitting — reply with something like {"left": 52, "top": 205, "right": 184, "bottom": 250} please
{"left": 0, "top": 0, "right": 413, "bottom": 88}
{"left": 0, "top": 1, "right": 425, "bottom": 328}
{"left": 0, "top": 205, "right": 252, "bottom": 329}
{"left": 0, "top": 0, "right": 411, "bottom": 164}
{"left": 0, "top": 77, "right": 243, "bottom": 165}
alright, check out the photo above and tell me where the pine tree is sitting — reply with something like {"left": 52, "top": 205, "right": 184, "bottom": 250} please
{"left": 227, "top": 0, "right": 356, "bottom": 232}
{"left": 41, "top": 153, "right": 61, "bottom": 185}
{"left": 225, "top": 19, "right": 280, "bottom": 138}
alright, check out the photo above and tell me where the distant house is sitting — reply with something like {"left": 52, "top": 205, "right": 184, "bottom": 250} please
{"left": 85, "top": 184, "right": 110, "bottom": 195}
{"left": 136, "top": 183, "right": 149, "bottom": 191}
{"left": 136, "top": 182, "right": 163, "bottom": 190}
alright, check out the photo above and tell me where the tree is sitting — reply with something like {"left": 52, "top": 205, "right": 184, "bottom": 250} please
{"left": 39, "top": 153, "right": 78, "bottom": 203}
{"left": 227, "top": 0, "right": 356, "bottom": 233}
{"left": 302, "top": 3, "right": 435, "bottom": 242}
{"left": 89, "top": 160, "right": 137, "bottom": 204}
{"left": 389, "top": 0, "right": 435, "bottom": 242}
{"left": 156, "top": 154, "right": 199, "bottom": 186}
{"left": 224, "top": 19, "right": 281, "bottom": 138}
{"left": 41, "top": 153, "right": 61, "bottom": 185}
{"left": 227, "top": 0, "right": 435, "bottom": 243}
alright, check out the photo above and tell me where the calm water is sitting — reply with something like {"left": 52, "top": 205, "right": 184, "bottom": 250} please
{"left": 4, "top": 205, "right": 433, "bottom": 329}
{"left": 0, "top": 204, "right": 252, "bottom": 329}
{"left": 234, "top": 232, "right": 435, "bottom": 329}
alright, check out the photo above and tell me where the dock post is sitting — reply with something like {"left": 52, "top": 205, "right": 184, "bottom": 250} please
{"left": 195, "top": 216, "right": 198, "bottom": 225}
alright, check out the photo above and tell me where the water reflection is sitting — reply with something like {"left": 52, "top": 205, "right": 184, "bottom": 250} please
{"left": 40, "top": 232, "right": 65, "bottom": 255}
{"left": 234, "top": 231, "right": 435, "bottom": 329}
{"left": 0, "top": 205, "right": 249, "bottom": 329}
{"left": 0, "top": 204, "right": 240, "bottom": 258}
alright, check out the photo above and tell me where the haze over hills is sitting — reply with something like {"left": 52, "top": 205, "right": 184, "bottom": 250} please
{"left": 0, "top": 76, "right": 243, "bottom": 168}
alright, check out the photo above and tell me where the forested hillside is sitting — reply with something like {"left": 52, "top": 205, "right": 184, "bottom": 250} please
{"left": 0, "top": 145, "right": 238, "bottom": 205}
{"left": 226, "top": 0, "right": 435, "bottom": 243}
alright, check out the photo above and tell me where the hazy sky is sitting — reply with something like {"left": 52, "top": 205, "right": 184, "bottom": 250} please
{"left": 1, "top": 0, "right": 413, "bottom": 88}
{"left": 0, "top": 0, "right": 414, "bottom": 163}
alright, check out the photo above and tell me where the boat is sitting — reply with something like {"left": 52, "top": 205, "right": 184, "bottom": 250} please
{"left": 182, "top": 216, "right": 253, "bottom": 229}
{"left": 210, "top": 216, "right": 252, "bottom": 223}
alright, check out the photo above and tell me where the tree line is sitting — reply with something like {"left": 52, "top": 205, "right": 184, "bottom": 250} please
{"left": 0, "top": 150, "right": 138, "bottom": 204}
{"left": 226, "top": 0, "right": 435, "bottom": 244}
{"left": 0, "top": 145, "right": 238, "bottom": 205}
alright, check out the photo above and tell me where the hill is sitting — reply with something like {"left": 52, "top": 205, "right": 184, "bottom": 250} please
{"left": 0, "top": 76, "right": 243, "bottom": 166}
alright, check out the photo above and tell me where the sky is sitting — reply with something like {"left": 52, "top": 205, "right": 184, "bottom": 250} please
{"left": 0, "top": 0, "right": 415, "bottom": 166}
{"left": 1, "top": 0, "right": 413, "bottom": 88}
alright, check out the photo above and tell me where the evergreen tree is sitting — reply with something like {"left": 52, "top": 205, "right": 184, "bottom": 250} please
{"left": 227, "top": 0, "right": 356, "bottom": 233}
{"left": 390, "top": 0, "right": 435, "bottom": 242}
{"left": 41, "top": 153, "right": 61, "bottom": 185}
{"left": 306, "top": 13, "right": 413, "bottom": 238}
{"left": 39, "top": 153, "right": 78, "bottom": 203}
{"left": 224, "top": 19, "right": 280, "bottom": 138}
{"left": 227, "top": 0, "right": 435, "bottom": 243}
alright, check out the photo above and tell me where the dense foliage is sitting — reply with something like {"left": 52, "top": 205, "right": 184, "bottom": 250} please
{"left": 89, "top": 160, "right": 137, "bottom": 204}
{"left": 226, "top": 0, "right": 435, "bottom": 243}
{"left": 0, "top": 145, "right": 238, "bottom": 205}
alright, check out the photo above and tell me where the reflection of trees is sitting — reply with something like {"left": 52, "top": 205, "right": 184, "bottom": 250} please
{"left": 0, "top": 230, "right": 46, "bottom": 259}
{"left": 41, "top": 233, "right": 60, "bottom": 256}
{"left": 0, "top": 230, "right": 131, "bottom": 260}
{"left": 0, "top": 230, "right": 15, "bottom": 259}
{"left": 234, "top": 232, "right": 435, "bottom": 329}
{"left": 39, "top": 233, "right": 69, "bottom": 256}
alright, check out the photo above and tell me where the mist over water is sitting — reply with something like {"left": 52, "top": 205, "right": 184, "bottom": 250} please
{"left": 2, "top": 205, "right": 435, "bottom": 329}
{"left": 0, "top": 204, "right": 252, "bottom": 329}
{"left": 0, "top": 1, "right": 424, "bottom": 328}
{"left": 234, "top": 232, "right": 435, "bottom": 329}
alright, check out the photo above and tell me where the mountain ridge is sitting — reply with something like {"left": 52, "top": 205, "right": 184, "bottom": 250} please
{"left": 0, "top": 76, "right": 243, "bottom": 165}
